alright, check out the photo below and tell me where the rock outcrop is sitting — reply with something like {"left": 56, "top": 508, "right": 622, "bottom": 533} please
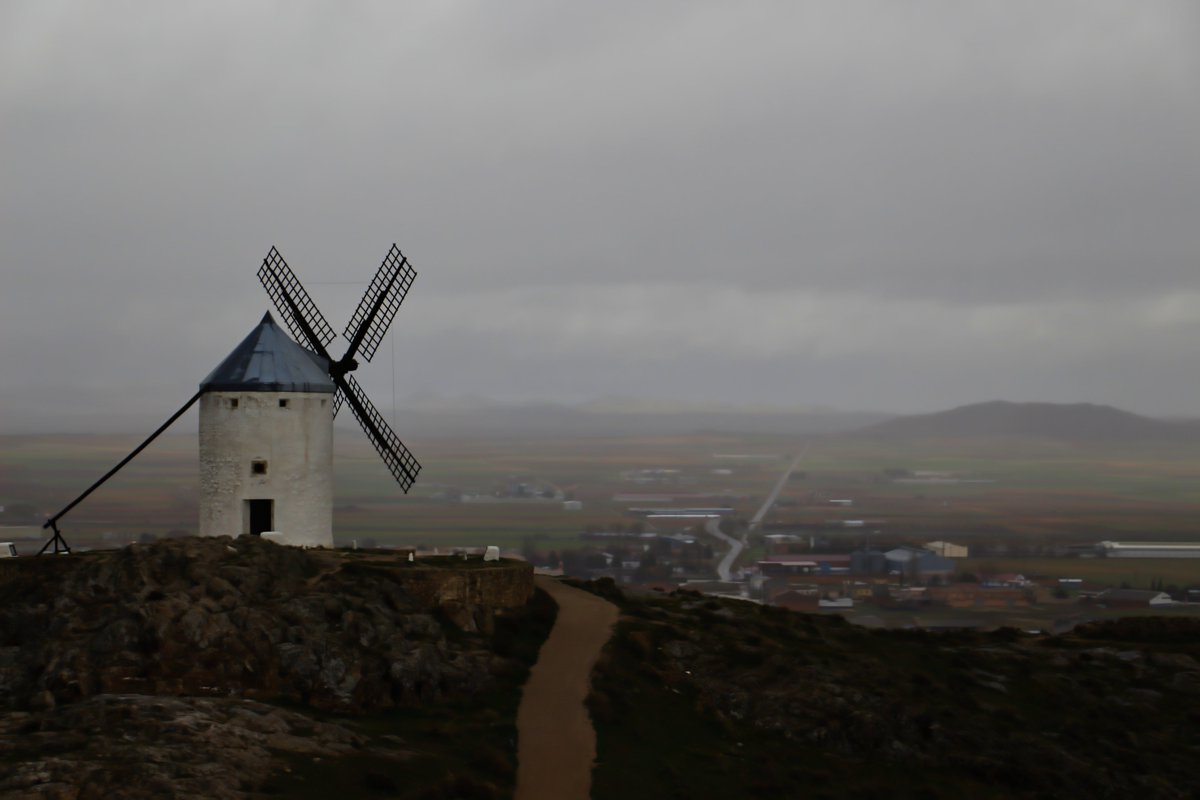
{"left": 0, "top": 537, "right": 530, "bottom": 714}
{"left": 0, "top": 694, "right": 377, "bottom": 799}
{"left": 586, "top": 583, "right": 1200, "bottom": 800}
{"left": 0, "top": 537, "right": 545, "bottom": 798}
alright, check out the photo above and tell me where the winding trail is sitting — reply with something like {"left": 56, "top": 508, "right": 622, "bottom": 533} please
{"left": 704, "top": 447, "right": 809, "bottom": 581}
{"left": 515, "top": 576, "right": 618, "bottom": 800}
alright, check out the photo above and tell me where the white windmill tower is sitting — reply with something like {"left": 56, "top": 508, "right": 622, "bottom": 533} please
{"left": 197, "top": 312, "right": 337, "bottom": 546}
{"left": 38, "top": 245, "right": 421, "bottom": 554}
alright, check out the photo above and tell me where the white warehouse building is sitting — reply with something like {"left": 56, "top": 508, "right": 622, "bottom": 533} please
{"left": 1097, "top": 541, "right": 1200, "bottom": 559}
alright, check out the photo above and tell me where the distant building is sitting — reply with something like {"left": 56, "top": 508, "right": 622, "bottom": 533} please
{"left": 1097, "top": 541, "right": 1200, "bottom": 559}
{"left": 880, "top": 585, "right": 927, "bottom": 606}
{"left": 620, "top": 468, "right": 683, "bottom": 484}
{"left": 630, "top": 507, "right": 734, "bottom": 518}
{"left": 758, "top": 557, "right": 818, "bottom": 576}
{"left": 562, "top": 500, "right": 583, "bottom": 511}
{"left": 927, "top": 585, "right": 1030, "bottom": 609}
{"left": 884, "top": 547, "right": 955, "bottom": 579}
{"left": 1094, "top": 588, "right": 1176, "bottom": 607}
{"left": 981, "top": 573, "right": 1029, "bottom": 588}
{"left": 923, "top": 540, "right": 968, "bottom": 558}
{"left": 851, "top": 550, "right": 888, "bottom": 575}
{"left": 842, "top": 581, "right": 878, "bottom": 600}
{"left": 758, "top": 554, "right": 851, "bottom": 576}
{"left": 764, "top": 533, "right": 805, "bottom": 544}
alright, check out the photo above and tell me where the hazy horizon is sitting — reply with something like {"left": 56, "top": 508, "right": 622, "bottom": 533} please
{"left": 3, "top": 2, "right": 1198, "bottom": 432}
{"left": 3, "top": 392, "right": 1198, "bottom": 438}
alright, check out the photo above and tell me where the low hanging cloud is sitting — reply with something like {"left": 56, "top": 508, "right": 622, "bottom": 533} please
{"left": 411, "top": 284, "right": 1200, "bottom": 364}
{"left": 1, "top": 1, "right": 1198, "bottom": 427}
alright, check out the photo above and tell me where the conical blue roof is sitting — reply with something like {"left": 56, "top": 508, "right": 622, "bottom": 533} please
{"left": 200, "top": 313, "right": 335, "bottom": 394}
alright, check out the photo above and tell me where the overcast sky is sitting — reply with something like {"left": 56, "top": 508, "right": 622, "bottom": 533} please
{"left": 2, "top": 1, "right": 1198, "bottom": 431}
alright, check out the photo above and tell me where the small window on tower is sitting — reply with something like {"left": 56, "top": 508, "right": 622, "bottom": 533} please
{"left": 251, "top": 460, "right": 268, "bottom": 475}
{"left": 229, "top": 398, "right": 239, "bottom": 409}
{"left": 279, "top": 399, "right": 289, "bottom": 408}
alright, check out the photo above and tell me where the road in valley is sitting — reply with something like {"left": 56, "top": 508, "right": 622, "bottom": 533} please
{"left": 749, "top": 448, "right": 807, "bottom": 530}
{"left": 705, "top": 516, "right": 743, "bottom": 582}
{"left": 705, "top": 447, "right": 807, "bottom": 581}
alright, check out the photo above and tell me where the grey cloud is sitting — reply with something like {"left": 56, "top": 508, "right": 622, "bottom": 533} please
{"left": 2, "top": 1, "right": 1199, "bottom": 429}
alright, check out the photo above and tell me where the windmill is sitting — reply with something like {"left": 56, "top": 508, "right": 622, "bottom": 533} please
{"left": 255, "top": 244, "right": 420, "bottom": 496}
{"left": 40, "top": 245, "right": 421, "bottom": 554}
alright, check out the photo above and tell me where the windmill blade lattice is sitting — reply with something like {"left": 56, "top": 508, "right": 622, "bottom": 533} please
{"left": 339, "top": 374, "right": 421, "bottom": 491}
{"left": 332, "top": 386, "right": 344, "bottom": 419}
{"left": 342, "top": 245, "right": 417, "bottom": 363}
{"left": 256, "top": 244, "right": 420, "bottom": 494}
{"left": 258, "top": 247, "right": 337, "bottom": 351}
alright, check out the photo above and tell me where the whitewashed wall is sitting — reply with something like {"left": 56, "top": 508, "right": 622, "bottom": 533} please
{"left": 198, "top": 391, "right": 334, "bottom": 548}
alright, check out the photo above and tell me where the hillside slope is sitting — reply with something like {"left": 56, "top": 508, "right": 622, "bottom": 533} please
{"left": 0, "top": 537, "right": 551, "bottom": 799}
{"left": 585, "top": 581, "right": 1200, "bottom": 800}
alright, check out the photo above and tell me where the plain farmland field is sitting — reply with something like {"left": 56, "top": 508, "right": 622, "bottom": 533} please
{"left": 766, "top": 436, "right": 1200, "bottom": 547}
{"left": 2, "top": 430, "right": 1199, "bottom": 564}
{"left": 0, "top": 431, "right": 798, "bottom": 552}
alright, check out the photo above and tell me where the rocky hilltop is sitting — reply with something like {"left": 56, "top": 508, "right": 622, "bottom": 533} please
{"left": 585, "top": 582, "right": 1200, "bottom": 800}
{"left": 0, "top": 537, "right": 541, "bottom": 798}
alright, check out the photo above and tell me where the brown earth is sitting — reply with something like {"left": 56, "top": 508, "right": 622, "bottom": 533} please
{"left": 515, "top": 576, "right": 618, "bottom": 800}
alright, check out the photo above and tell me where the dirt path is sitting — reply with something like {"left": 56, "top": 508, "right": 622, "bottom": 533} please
{"left": 515, "top": 576, "right": 618, "bottom": 800}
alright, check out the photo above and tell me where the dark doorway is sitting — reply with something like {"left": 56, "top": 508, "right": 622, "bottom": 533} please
{"left": 248, "top": 499, "right": 273, "bottom": 536}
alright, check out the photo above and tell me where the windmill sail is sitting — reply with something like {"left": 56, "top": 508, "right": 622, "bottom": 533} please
{"left": 338, "top": 374, "right": 421, "bottom": 492}
{"left": 258, "top": 247, "right": 337, "bottom": 352}
{"left": 342, "top": 244, "right": 417, "bottom": 363}
{"left": 256, "top": 244, "right": 420, "bottom": 494}
{"left": 332, "top": 386, "right": 345, "bottom": 419}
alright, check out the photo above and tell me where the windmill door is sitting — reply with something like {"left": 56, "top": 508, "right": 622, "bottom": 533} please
{"left": 247, "top": 499, "right": 274, "bottom": 536}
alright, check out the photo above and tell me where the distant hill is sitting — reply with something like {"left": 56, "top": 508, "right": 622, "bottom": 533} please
{"left": 849, "top": 400, "right": 1200, "bottom": 442}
